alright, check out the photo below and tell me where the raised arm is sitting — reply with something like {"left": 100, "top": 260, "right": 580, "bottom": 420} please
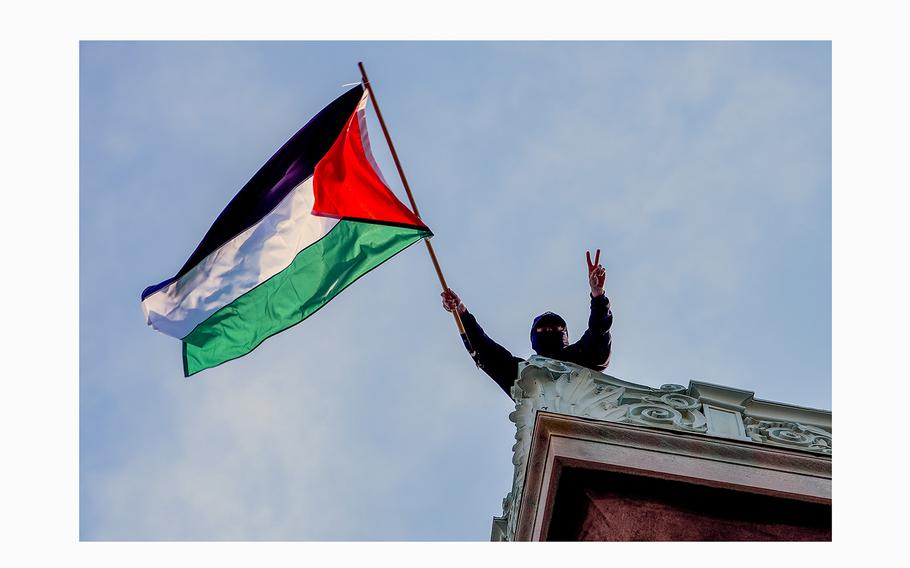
{"left": 565, "top": 250, "right": 613, "bottom": 369}
{"left": 442, "top": 288, "right": 521, "bottom": 395}
{"left": 586, "top": 248, "right": 613, "bottom": 334}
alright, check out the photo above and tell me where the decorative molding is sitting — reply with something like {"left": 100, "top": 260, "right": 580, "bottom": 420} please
{"left": 503, "top": 357, "right": 626, "bottom": 541}
{"left": 494, "top": 356, "right": 832, "bottom": 541}
{"left": 743, "top": 418, "right": 833, "bottom": 455}
{"left": 514, "top": 413, "right": 832, "bottom": 541}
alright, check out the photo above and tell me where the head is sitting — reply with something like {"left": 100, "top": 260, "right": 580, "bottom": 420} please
{"left": 530, "top": 312, "right": 568, "bottom": 357}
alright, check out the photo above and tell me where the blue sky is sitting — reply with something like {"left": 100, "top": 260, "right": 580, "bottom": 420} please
{"left": 80, "top": 41, "right": 831, "bottom": 540}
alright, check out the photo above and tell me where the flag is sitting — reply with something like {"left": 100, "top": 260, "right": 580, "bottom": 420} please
{"left": 141, "top": 85, "right": 432, "bottom": 376}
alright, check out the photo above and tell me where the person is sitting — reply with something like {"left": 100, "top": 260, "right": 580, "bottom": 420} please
{"left": 441, "top": 249, "right": 613, "bottom": 397}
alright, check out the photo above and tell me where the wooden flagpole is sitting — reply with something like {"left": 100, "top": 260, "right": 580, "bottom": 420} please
{"left": 357, "top": 62, "right": 475, "bottom": 355}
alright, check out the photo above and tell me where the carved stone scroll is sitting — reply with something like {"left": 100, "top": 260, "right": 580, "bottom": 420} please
{"left": 743, "top": 418, "right": 832, "bottom": 455}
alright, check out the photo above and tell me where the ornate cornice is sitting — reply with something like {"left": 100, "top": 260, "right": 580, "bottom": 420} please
{"left": 743, "top": 418, "right": 832, "bottom": 454}
{"left": 492, "top": 356, "right": 832, "bottom": 541}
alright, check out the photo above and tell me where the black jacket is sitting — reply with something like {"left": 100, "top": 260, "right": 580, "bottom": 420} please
{"left": 460, "top": 294, "right": 613, "bottom": 396}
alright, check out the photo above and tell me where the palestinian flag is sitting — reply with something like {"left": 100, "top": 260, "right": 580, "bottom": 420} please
{"left": 141, "top": 85, "right": 431, "bottom": 376}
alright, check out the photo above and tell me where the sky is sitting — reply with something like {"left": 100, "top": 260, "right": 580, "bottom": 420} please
{"left": 79, "top": 41, "right": 831, "bottom": 541}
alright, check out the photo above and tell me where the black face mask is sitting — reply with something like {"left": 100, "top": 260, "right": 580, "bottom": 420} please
{"left": 530, "top": 312, "right": 569, "bottom": 357}
{"left": 532, "top": 330, "right": 568, "bottom": 357}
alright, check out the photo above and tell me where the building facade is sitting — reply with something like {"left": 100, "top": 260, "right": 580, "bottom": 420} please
{"left": 491, "top": 356, "right": 832, "bottom": 541}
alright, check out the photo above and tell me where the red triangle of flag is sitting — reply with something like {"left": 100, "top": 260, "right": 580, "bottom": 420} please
{"left": 312, "top": 96, "right": 428, "bottom": 230}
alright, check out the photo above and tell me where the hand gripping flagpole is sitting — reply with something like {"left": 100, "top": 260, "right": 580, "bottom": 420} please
{"left": 357, "top": 62, "right": 477, "bottom": 360}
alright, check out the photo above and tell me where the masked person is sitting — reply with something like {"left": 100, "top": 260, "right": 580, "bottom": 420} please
{"left": 441, "top": 249, "right": 612, "bottom": 397}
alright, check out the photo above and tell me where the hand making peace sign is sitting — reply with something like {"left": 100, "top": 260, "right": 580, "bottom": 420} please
{"left": 587, "top": 249, "right": 606, "bottom": 298}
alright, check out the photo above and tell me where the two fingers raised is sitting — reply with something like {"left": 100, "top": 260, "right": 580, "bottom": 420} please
{"left": 586, "top": 249, "right": 602, "bottom": 271}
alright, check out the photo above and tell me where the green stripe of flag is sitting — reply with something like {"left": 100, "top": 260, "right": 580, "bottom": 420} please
{"left": 182, "top": 219, "right": 431, "bottom": 376}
